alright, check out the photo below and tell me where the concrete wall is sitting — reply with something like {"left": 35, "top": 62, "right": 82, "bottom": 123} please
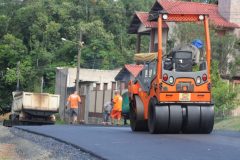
{"left": 218, "top": 0, "right": 231, "bottom": 22}
{"left": 218, "top": 0, "right": 240, "bottom": 38}
{"left": 55, "top": 67, "right": 120, "bottom": 120}
{"left": 66, "top": 68, "right": 120, "bottom": 90}
{"left": 218, "top": 0, "right": 240, "bottom": 25}
{"left": 55, "top": 68, "right": 68, "bottom": 119}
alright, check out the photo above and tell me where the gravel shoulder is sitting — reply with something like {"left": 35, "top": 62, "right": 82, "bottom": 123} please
{"left": 0, "top": 124, "right": 101, "bottom": 160}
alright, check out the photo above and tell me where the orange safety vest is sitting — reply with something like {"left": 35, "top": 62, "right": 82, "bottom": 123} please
{"left": 113, "top": 95, "right": 122, "bottom": 112}
{"left": 67, "top": 94, "right": 81, "bottom": 109}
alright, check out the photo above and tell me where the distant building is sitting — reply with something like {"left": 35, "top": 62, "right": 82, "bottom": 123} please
{"left": 129, "top": 0, "right": 240, "bottom": 55}
{"left": 115, "top": 64, "right": 144, "bottom": 83}
{"left": 127, "top": 0, "right": 240, "bottom": 116}
{"left": 128, "top": 11, "right": 169, "bottom": 53}
{"left": 218, "top": 0, "right": 240, "bottom": 37}
{"left": 55, "top": 67, "right": 121, "bottom": 121}
{"left": 56, "top": 67, "right": 120, "bottom": 90}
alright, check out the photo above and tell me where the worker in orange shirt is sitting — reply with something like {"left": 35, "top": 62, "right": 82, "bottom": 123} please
{"left": 66, "top": 90, "right": 81, "bottom": 124}
{"left": 111, "top": 90, "right": 122, "bottom": 125}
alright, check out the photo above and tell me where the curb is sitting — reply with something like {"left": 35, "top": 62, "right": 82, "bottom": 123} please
{"left": 14, "top": 126, "right": 107, "bottom": 160}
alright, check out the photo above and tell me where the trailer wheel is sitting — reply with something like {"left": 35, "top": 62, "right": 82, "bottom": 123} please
{"left": 148, "top": 98, "right": 169, "bottom": 134}
{"left": 182, "top": 106, "right": 201, "bottom": 133}
{"left": 200, "top": 106, "right": 214, "bottom": 134}
{"left": 168, "top": 105, "right": 182, "bottom": 133}
{"left": 129, "top": 95, "right": 148, "bottom": 131}
{"left": 9, "top": 114, "right": 19, "bottom": 121}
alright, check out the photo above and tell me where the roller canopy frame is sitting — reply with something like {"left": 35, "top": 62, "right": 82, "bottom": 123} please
{"left": 153, "top": 13, "right": 211, "bottom": 101}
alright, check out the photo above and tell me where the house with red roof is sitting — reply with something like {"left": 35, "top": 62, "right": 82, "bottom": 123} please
{"left": 115, "top": 64, "right": 144, "bottom": 83}
{"left": 151, "top": 0, "right": 239, "bottom": 33}
{"left": 117, "top": 0, "right": 240, "bottom": 86}
{"left": 128, "top": 12, "right": 169, "bottom": 53}
{"left": 129, "top": 0, "right": 240, "bottom": 55}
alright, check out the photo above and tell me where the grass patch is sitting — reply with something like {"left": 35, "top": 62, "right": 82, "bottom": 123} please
{"left": 214, "top": 116, "right": 240, "bottom": 131}
{"left": 54, "top": 113, "right": 66, "bottom": 125}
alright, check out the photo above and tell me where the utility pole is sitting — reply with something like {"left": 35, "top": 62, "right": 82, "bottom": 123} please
{"left": 61, "top": 31, "right": 84, "bottom": 93}
{"left": 16, "top": 61, "right": 20, "bottom": 91}
{"left": 76, "top": 30, "right": 83, "bottom": 93}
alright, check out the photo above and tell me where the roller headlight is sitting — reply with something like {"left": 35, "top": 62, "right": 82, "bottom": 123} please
{"left": 196, "top": 76, "right": 201, "bottom": 84}
{"left": 199, "top": 15, "right": 204, "bottom": 21}
{"left": 162, "top": 14, "right": 168, "bottom": 20}
{"left": 169, "top": 76, "right": 174, "bottom": 84}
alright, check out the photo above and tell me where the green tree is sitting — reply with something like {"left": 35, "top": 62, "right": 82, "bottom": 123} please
{"left": 211, "top": 61, "right": 238, "bottom": 115}
{"left": 173, "top": 23, "right": 239, "bottom": 113}
{"left": 1, "top": 0, "right": 150, "bottom": 113}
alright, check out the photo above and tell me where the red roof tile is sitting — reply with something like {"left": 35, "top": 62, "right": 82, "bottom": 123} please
{"left": 136, "top": 12, "right": 168, "bottom": 28}
{"left": 157, "top": 0, "right": 239, "bottom": 28}
{"left": 125, "top": 64, "right": 144, "bottom": 77}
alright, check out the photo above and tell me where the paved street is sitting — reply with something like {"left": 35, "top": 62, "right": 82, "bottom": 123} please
{"left": 16, "top": 125, "right": 240, "bottom": 160}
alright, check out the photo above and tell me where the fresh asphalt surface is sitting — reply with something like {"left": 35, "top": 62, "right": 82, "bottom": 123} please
{"left": 16, "top": 125, "right": 240, "bottom": 160}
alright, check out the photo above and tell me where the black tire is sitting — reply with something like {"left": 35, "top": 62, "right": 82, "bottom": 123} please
{"left": 182, "top": 106, "right": 201, "bottom": 133}
{"left": 130, "top": 95, "right": 148, "bottom": 131}
{"left": 9, "top": 114, "right": 19, "bottom": 121}
{"left": 168, "top": 105, "right": 183, "bottom": 133}
{"left": 200, "top": 106, "right": 214, "bottom": 134}
{"left": 148, "top": 98, "right": 169, "bottom": 134}
{"left": 9, "top": 114, "right": 12, "bottom": 120}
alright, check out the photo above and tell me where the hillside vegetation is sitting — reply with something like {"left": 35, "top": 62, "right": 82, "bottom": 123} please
{"left": 0, "top": 0, "right": 239, "bottom": 114}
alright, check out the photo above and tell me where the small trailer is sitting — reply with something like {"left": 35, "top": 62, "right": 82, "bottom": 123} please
{"left": 3, "top": 92, "right": 60, "bottom": 126}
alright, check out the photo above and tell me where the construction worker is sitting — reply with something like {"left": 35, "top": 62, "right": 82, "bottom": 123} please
{"left": 66, "top": 90, "right": 81, "bottom": 124}
{"left": 111, "top": 90, "right": 122, "bottom": 125}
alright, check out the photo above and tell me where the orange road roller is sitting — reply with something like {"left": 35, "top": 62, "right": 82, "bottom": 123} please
{"left": 128, "top": 13, "right": 214, "bottom": 134}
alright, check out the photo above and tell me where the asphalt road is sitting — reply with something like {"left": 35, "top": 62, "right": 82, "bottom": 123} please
{"left": 16, "top": 125, "right": 240, "bottom": 160}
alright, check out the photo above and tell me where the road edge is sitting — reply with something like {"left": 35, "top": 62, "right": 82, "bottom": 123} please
{"left": 13, "top": 126, "right": 107, "bottom": 160}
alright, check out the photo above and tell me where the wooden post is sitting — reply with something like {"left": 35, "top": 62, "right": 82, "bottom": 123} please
{"left": 111, "top": 81, "right": 116, "bottom": 99}
{"left": 120, "top": 81, "right": 125, "bottom": 95}
{"left": 77, "top": 83, "right": 82, "bottom": 123}
{"left": 63, "top": 73, "right": 68, "bottom": 122}
{"left": 150, "top": 29, "right": 155, "bottom": 52}
{"left": 102, "top": 83, "right": 108, "bottom": 112}
{"left": 94, "top": 83, "right": 100, "bottom": 114}
{"left": 84, "top": 84, "right": 90, "bottom": 124}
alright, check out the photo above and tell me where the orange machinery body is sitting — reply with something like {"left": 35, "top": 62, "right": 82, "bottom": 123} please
{"left": 129, "top": 78, "right": 211, "bottom": 119}
{"left": 128, "top": 14, "right": 212, "bottom": 120}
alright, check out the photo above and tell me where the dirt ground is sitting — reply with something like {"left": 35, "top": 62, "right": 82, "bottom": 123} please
{"left": 0, "top": 113, "right": 10, "bottom": 121}
{"left": 0, "top": 125, "right": 50, "bottom": 160}
{"left": 0, "top": 143, "right": 19, "bottom": 159}
{"left": 0, "top": 124, "right": 99, "bottom": 160}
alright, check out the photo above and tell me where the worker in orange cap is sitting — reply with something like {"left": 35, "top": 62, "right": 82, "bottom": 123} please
{"left": 111, "top": 90, "right": 122, "bottom": 125}
{"left": 66, "top": 90, "right": 81, "bottom": 124}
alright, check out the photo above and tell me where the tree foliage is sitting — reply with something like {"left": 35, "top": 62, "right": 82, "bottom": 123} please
{"left": 172, "top": 22, "right": 239, "bottom": 113}
{"left": 0, "top": 0, "right": 237, "bottom": 115}
{"left": 174, "top": 23, "right": 238, "bottom": 76}
{"left": 211, "top": 60, "right": 239, "bottom": 114}
{"left": 0, "top": 0, "right": 153, "bottom": 113}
